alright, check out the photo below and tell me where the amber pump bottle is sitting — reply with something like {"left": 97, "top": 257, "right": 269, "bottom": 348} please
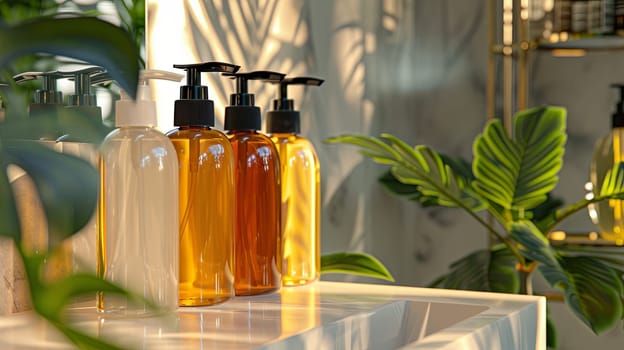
{"left": 223, "top": 70, "right": 285, "bottom": 295}
{"left": 166, "top": 62, "right": 239, "bottom": 306}
{"left": 266, "top": 77, "right": 324, "bottom": 286}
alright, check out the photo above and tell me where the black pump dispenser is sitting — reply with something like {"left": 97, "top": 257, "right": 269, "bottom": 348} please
{"left": 266, "top": 77, "right": 324, "bottom": 134}
{"left": 223, "top": 71, "right": 285, "bottom": 131}
{"left": 612, "top": 84, "right": 624, "bottom": 128}
{"left": 173, "top": 62, "right": 239, "bottom": 127}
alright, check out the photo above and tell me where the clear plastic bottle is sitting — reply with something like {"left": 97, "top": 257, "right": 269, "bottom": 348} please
{"left": 223, "top": 71, "right": 284, "bottom": 295}
{"left": 166, "top": 62, "right": 239, "bottom": 306}
{"left": 98, "top": 70, "right": 182, "bottom": 315}
{"left": 265, "top": 77, "right": 323, "bottom": 286}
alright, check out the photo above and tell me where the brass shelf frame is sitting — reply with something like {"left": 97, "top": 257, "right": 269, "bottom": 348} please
{"left": 487, "top": 0, "right": 624, "bottom": 247}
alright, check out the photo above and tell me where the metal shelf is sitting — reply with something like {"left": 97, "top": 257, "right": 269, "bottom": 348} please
{"left": 537, "top": 35, "right": 624, "bottom": 52}
{"left": 548, "top": 230, "right": 624, "bottom": 247}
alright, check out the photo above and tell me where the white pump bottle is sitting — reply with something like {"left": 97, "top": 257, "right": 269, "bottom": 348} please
{"left": 97, "top": 70, "right": 183, "bottom": 315}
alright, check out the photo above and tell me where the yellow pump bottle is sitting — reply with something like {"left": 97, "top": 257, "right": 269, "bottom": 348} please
{"left": 266, "top": 77, "right": 323, "bottom": 286}
{"left": 590, "top": 84, "right": 624, "bottom": 245}
{"left": 166, "top": 62, "right": 239, "bottom": 306}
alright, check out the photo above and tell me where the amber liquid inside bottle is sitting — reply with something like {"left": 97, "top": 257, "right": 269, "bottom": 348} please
{"left": 271, "top": 134, "right": 320, "bottom": 286}
{"left": 229, "top": 130, "right": 282, "bottom": 295}
{"left": 168, "top": 126, "right": 235, "bottom": 306}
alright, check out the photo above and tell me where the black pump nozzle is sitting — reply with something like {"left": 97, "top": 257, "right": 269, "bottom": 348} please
{"left": 266, "top": 76, "right": 324, "bottom": 134}
{"left": 223, "top": 71, "right": 285, "bottom": 131}
{"left": 174, "top": 62, "right": 239, "bottom": 100}
{"left": 224, "top": 71, "right": 285, "bottom": 106}
{"left": 612, "top": 84, "right": 624, "bottom": 128}
{"left": 172, "top": 61, "right": 240, "bottom": 127}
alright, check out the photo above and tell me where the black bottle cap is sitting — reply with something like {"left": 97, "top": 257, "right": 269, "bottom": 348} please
{"left": 266, "top": 76, "right": 324, "bottom": 134}
{"left": 612, "top": 84, "right": 624, "bottom": 127}
{"left": 173, "top": 62, "right": 240, "bottom": 127}
{"left": 223, "top": 71, "right": 285, "bottom": 131}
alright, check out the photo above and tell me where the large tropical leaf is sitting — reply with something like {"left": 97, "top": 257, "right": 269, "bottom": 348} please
{"left": 378, "top": 154, "right": 475, "bottom": 207}
{"left": 473, "top": 106, "right": 566, "bottom": 211}
{"left": 2, "top": 140, "right": 98, "bottom": 246}
{"left": 539, "top": 256, "right": 623, "bottom": 334}
{"left": 326, "top": 134, "right": 484, "bottom": 210}
{"left": 0, "top": 16, "right": 139, "bottom": 98}
{"left": 429, "top": 245, "right": 519, "bottom": 293}
{"left": 511, "top": 221, "right": 623, "bottom": 333}
{"left": 19, "top": 247, "right": 144, "bottom": 350}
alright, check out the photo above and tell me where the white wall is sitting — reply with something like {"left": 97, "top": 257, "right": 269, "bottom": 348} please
{"left": 147, "top": 1, "right": 624, "bottom": 348}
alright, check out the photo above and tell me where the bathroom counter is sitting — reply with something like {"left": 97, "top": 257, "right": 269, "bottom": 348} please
{"left": 0, "top": 281, "right": 545, "bottom": 349}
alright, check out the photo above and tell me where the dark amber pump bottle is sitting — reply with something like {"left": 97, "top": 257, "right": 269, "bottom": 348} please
{"left": 223, "top": 71, "right": 285, "bottom": 296}
{"left": 166, "top": 62, "right": 240, "bottom": 306}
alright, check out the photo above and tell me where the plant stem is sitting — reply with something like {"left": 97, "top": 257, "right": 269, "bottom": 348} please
{"left": 519, "top": 268, "right": 534, "bottom": 295}
{"left": 544, "top": 193, "right": 623, "bottom": 233}
{"left": 453, "top": 205, "right": 526, "bottom": 267}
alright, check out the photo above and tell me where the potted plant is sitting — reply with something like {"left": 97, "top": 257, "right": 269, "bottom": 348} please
{"left": 328, "top": 106, "right": 624, "bottom": 348}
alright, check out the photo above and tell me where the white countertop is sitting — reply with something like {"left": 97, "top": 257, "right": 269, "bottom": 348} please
{"left": 0, "top": 281, "right": 545, "bottom": 350}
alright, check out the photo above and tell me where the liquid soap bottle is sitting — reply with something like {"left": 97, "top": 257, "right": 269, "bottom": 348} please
{"left": 58, "top": 67, "right": 106, "bottom": 275}
{"left": 166, "top": 62, "right": 239, "bottom": 306}
{"left": 266, "top": 77, "right": 323, "bottom": 286}
{"left": 222, "top": 70, "right": 285, "bottom": 295}
{"left": 590, "top": 84, "right": 624, "bottom": 245}
{"left": 97, "top": 70, "right": 183, "bottom": 315}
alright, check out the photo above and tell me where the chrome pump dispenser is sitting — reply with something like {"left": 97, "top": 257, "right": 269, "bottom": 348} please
{"left": 63, "top": 66, "right": 105, "bottom": 122}
{"left": 13, "top": 71, "right": 66, "bottom": 139}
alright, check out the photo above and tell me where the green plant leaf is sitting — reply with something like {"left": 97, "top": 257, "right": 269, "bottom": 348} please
{"left": 539, "top": 256, "right": 624, "bottom": 334}
{"left": 36, "top": 273, "right": 142, "bottom": 321}
{"left": 0, "top": 107, "right": 112, "bottom": 142}
{"left": 429, "top": 245, "right": 520, "bottom": 293}
{"left": 0, "top": 16, "right": 139, "bottom": 97}
{"left": 321, "top": 252, "right": 394, "bottom": 281}
{"left": 51, "top": 320, "right": 126, "bottom": 350}
{"left": 378, "top": 154, "right": 476, "bottom": 208}
{"left": 510, "top": 220, "right": 560, "bottom": 267}
{"left": 599, "top": 162, "right": 624, "bottom": 197}
{"left": 378, "top": 170, "right": 438, "bottom": 205}
{"left": 19, "top": 245, "right": 152, "bottom": 350}
{"left": 3, "top": 140, "right": 98, "bottom": 246}
{"left": 326, "top": 134, "right": 484, "bottom": 210}
{"left": 473, "top": 106, "right": 566, "bottom": 211}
